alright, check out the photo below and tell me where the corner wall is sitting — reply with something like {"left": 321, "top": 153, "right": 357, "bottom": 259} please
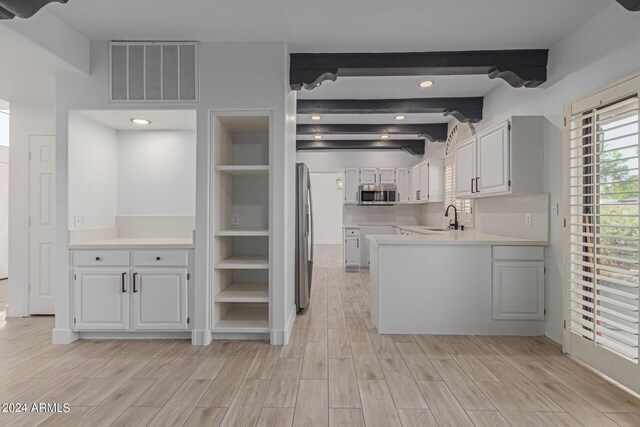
{"left": 477, "top": 4, "right": 640, "bottom": 343}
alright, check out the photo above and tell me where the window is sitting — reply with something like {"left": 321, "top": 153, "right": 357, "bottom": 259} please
{"left": 568, "top": 90, "right": 639, "bottom": 363}
{"left": 444, "top": 123, "right": 474, "bottom": 226}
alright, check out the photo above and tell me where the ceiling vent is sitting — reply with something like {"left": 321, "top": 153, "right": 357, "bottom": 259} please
{"left": 110, "top": 42, "right": 198, "bottom": 103}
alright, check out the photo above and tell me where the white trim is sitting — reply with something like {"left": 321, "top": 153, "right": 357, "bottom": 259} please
{"left": 545, "top": 323, "right": 563, "bottom": 345}
{"left": 78, "top": 331, "right": 191, "bottom": 340}
{"left": 212, "top": 332, "right": 270, "bottom": 341}
{"left": 270, "top": 303, "right": 297, "bottom": 345}
{"left": 52, "top": 328, "right": 78, "bottom": 344}
{"left": 191, "top": 329, "right": 212, "bottom": 346}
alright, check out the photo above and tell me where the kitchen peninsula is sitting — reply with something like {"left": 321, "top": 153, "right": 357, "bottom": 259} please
{"left": 368, "top": 230, "right": 549, "bottom": 336}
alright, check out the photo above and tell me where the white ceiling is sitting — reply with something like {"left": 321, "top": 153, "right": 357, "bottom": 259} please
{"left": 297, "top": 75, "right": 504, "bottom": 100}
{"left": 75, "top": 110, "right": 197, "bottom": 130}
{"left": 48, "top": 0, "right": 608, "bottom": 51}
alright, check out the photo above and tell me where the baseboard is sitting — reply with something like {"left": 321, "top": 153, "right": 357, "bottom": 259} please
{"left": 192, "top": 329, "right": 212, "bottom": 345}
{"left": 545, "top": 323, "right": 563, "bottom": 344}
{"left": 6, "top": 305, "right": 28, "bottom": 318}
{"left": 270, "top": 304, "right": 297, "bottom": 345}
{"left": 212, "top": 333, "right": 270, "bottom": 341}
{"left": 78, "top": 331, "right": 191, "bottom": 340}
{"left": 52, "top": 328, "right": 79, "bottom": 345}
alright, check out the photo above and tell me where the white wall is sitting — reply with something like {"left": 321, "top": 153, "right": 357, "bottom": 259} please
{"left": 475, "top": 4, "right": 640, "bottom": 343}
{"left": 117, "top": 130, "right": 196, "bottom": 216}
{"left": 0, "top": 146, "right": 8, "bottom": 279}
{"left": 54, "top": 41, "right": 291, "bottom": 345}
{"left": 68, "top": 112, "right": 118, "bottom": 230}
{"left": 309, "top": 173, "right": 343, "bottom": 244}
{"left": 8, "top": 102, "right": 55, "bottom": 317}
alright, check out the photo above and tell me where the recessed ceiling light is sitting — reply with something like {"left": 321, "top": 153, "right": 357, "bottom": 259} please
{"left": 311, "top": 115, "right": 321, "bottom": 121}
{"left": 418, "top": 80, "right": 434, "bottom": 88}
{"left": 314, "top": 135, "right": 323, "bottom": 140}
{"left": 130, "top": 118, "right": 151, "bottom": 125}
{"left": 380, "top": 135, "right": 390, "bottom": 139}
{"left": 395, "top": 115, "right": 406, "bottom": 121}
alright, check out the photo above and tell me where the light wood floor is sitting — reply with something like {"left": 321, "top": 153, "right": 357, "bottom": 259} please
{"left": 1, "top": 245, "right": 639, "bottom": 426}
{"left": 0, "top": 279, "right": 7, "bottom": 311}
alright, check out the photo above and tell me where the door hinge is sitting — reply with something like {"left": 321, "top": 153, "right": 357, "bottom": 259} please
{"left": 508, "top": 122, "right": 512, "bottom": 131}
{"left": 74, "top": 274, "right": 77, "bottom": 280}
{"left": 73, "top": 317, "right": 76, "bottom": 324}
{"left": 508, "top": 180, "right": 512, "bottom": 187}
{"left": 187, "top": 317, "right": 190, "bottom": 325}
{"left": 563, "top": 218, "right": 567, "bottom": 228}
{"left": 187, "top": 273, "right": 190, "bottom": 280}
{"left": 564, "top": 117, "right": 567, "bottom": 127}
{"left": 544, "top": 266, "right": 547, "bottom": 273}
{"left": 563, "top": 319, "right": 567, "bottom": 329}
{"left": 544, "top": 309, "right": 546, "bottom": 316}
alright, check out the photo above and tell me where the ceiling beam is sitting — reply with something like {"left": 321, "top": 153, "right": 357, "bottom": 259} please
{"left": 297, "top": 139, "right": 426, "bottom": 156}
{"left": 616, "top": 0, "right": 640, "bottom": 11}
{"left": 0, "top": 0, "right": 67, "bottom": 19}
{"left": 290, "top": 49, "right": 548, "bottom": 90}
{"left": 297, "top": 123, "right": 448, "bottom": 142}
{"left": 297, "top": 97, "right": 483, "bottom": 123}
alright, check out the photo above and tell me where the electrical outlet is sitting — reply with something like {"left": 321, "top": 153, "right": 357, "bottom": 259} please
{"left": 525, "top": 213, "right": 532, "bottom": 226}
{"left": 551, "top": 202, "right": 559, "bottom": 216}
{"left": 232, "top": 215, "right": 240, "bottom": 226}
{"left": 74, "top": 214, "right": 86, "bottom": 229}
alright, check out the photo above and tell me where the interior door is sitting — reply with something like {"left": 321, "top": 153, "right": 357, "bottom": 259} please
{"left": 0, "top": 147, "right": 8, "bottom": 279}
{"left": 455, "top": 138, "right": 476, "bottom": 198}
{"left": 73, "top": 268, "right": 130, "bottom": 330}
{"left": 132, "top": 268, "right": 188, "bottom": 330}
{"left": 29, "top": 135, "right": 55, "bottom": 314}
{"left": 477, "top": 122, "right": 510, "bottom": 195}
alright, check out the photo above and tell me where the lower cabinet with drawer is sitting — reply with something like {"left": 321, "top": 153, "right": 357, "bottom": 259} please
{"left": 491, "top": 246, "right": 545, "bottom": 320}
{"left": 72, "top": 249, "right": 192, "bottom": 332}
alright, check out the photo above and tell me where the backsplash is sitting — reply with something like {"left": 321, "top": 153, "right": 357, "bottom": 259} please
{"left": 473, "top": 193, "right": 549, "bottom": 241}
{"left": 344, "top": 205, "right": 424, "bottom": 226}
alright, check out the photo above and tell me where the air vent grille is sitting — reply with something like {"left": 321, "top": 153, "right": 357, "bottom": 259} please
{"left": 110, "top": 42, "right": 198, "bottom": 102}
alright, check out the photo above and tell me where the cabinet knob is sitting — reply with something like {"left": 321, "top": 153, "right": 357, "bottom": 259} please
{"left": 95, "top": 257, "right": 102, "bottom": 261}
{"left": 155, "top": 256, "right": 161, "bottom": 261}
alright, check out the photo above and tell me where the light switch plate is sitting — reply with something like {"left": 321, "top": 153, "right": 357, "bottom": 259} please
{"left": 525, "top": 213, "right": 532, "bottom": 226}
{"left": 551, "top": 202, "right": 559, "bottom": 216}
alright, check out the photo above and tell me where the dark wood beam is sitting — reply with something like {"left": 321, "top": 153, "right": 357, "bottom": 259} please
{"left": 297, "top": 139, "right": 425, "bottom": 156}
{"left": 616, "top": 0, "right": 640, "bottom": 11}
{"left": 297, "top": 97, "right": 483, "bottom": 123}
{"left": 0, "top": 0, "right": 67, "bottom": 19}
{"left": 290, "top": 50, "right": 549, "bottom": 90}
{"left": 297, "top": 123, "right": 448, "bottom": 142}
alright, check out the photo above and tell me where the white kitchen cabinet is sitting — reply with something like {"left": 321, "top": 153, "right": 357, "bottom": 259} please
{"left": 419, "top": 161, "right": 429, "bottom": 200}
{"left": 344, "top": 168, "right": 359, "bottom": 204}
{"left": 378, "top": 168, "right": 396, "bottom": 184}
{"left": 455, "top": 138, "right": 477, "bottom": 198}
{"left": 492, "top": 261, "right": 545, "bottom": 320}
{"left": 396, "top": 168, "right": 410, "bottom": 203}
{"left": 72, "top": 249, "right": 192, "bottom": 333}
{"left": 455, "top": 117, "right": 542, "bottom": 199}
{"left": 344, "top": 229, "right": 361, "bottom": 271}
{"left": 73, "top": 269, "right": 130, "bottom": 330}
{"left": 359, "top": 225, "right": 396, "bottom": 267}
{"left": 359, "top": 168, "right": 378, "bottom": 184}
{"left": 411, "top": 165, "right": 420, "bottom": 202}
{"left": 477, "top": 121, "right": 510, "bottom": 195}
{"left": 132, "top": 268, "right": 189, "bottom": 330}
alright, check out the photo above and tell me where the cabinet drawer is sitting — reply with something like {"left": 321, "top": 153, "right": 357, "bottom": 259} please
{"left": 75, "top": 251, "right": 130, "bottom": 267}
{"left": 345, "top": 228, "right": 360, "bottom": 237}
{"left": 133, "top": 251, "right": 189, "bottom": 267}
{"left": 492, "top": 246, "right": 544, "bottom": 261}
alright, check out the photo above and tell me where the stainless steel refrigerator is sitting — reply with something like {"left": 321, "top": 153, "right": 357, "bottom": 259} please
{"left": 296, "top": 163, "right": 314, "bottom": 313}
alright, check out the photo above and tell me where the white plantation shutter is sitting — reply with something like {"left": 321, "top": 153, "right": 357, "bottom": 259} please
{"left": 444, "top": 124, "right": 474, "bottom": 226}
{"left": 568, "top": 94, "right": 640, "bottom": 362}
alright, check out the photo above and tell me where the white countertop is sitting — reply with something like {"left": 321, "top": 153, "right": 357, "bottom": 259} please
{"left": 69, "top": 237, "right": 195, "bottom": 250}
{"left": 368, "top": 230, "right": 548, "bottom": 246}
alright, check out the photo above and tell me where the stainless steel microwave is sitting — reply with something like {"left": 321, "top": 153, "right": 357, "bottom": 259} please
{"left": 357, "top": 184, "right": 398, "bottom": 206}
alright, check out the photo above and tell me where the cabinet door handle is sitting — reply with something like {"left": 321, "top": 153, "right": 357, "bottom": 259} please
{"left": 133, "top": 273, "right": 138, "bottom": 293}
{"left": 475, "top": 176, "right": 480, "bottom": 193}
{"left": 471, "top": 178, "right": 475, "bottom": 194}
{"left": 121, "top": 272, "right": 127, "bottom": 293}
{"left": 357, "top": 238, "right": 359, "bottom": 248}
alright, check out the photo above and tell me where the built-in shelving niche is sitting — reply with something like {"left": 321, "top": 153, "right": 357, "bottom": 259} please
{"left": 211, "top": 114, "right": 270, "bottom": 336}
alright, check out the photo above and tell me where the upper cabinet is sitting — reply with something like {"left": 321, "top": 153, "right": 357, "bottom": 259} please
{"left": 359, "top": 168, "right": 396, "bottom": 185}
{"left": 455, "top": 116, "right": 543, "bottom": 199}
{"left": 359, "top": 168, "right": 378, "bottom": 184}
{"left": 411, "top": 159, "right": 444, "bottom": 203}
{"left": 396, "top": 168, "right": 410, "bottom": 203}
{"left": 378, "top": 168, "right": 396, "bottom": 184}
{"left": 344, "top": 168, "right": 359, "bottom": 204}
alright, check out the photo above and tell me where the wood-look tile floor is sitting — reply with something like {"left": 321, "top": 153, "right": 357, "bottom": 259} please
{"left": 1, "top": 245, "right": 640, "bottom": 426}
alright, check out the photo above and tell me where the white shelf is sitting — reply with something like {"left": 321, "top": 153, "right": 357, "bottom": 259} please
{"left": 215, "top": 165, "right": 269, "bottom": 175}
{"left": 215, "top": 255, "right": 269, "bottom": 269}
{"left": 213, "top": 306, "right": 269, "bottom": 333}
{"left": 215, "top": 283, "right": 268, "bottom": 303}
{"left": 215, "top": 229, "right": 269, "bottom": 237}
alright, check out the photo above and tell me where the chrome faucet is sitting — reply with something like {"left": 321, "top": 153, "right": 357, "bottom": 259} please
{"left": 445, "top": 204, "right": 459, "bottom": 230}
